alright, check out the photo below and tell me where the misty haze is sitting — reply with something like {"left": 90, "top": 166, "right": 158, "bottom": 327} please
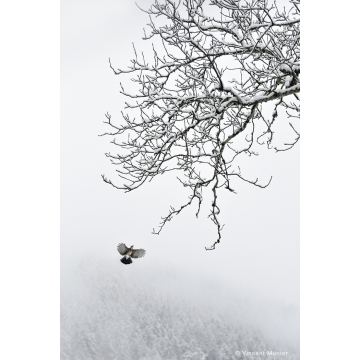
{"left": 61, "top": 0, "right": 300, "bottom": 359}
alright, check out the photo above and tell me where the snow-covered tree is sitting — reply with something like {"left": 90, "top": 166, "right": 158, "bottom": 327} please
{"left": 102, "top": 0, "right": 300, "bottom": 249}
{"left": 61, "top": 262, "right": 299, "bottom": 359}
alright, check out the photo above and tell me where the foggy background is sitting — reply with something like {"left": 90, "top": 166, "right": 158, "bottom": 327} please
{"left": 61, "top": 0, "right": 299, "bottom": 358}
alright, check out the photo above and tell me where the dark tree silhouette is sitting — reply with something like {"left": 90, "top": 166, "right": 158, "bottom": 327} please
{"left": 101, "top": 0, "right": 300, "bottom": 249}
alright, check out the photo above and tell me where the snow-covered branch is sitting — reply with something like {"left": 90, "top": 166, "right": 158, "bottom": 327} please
{"left": 102, "top": 0, "right": 300, "bottom": 249}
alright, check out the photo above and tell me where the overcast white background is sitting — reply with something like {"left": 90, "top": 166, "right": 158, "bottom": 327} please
{"left": 1, "top": 1, "right": 360, "bottom": 359}
{"left": 61, "top": 0, "right": 299, "bottom": 306}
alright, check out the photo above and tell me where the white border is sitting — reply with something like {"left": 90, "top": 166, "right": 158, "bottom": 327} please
{"left": 302, "top": 1, "right": 360, "bottom": 359}
{"left": 1, "top": 1, "right": 60, "bottom": 357}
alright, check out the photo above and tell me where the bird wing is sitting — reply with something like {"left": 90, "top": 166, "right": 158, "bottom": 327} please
{"left": 117, "top": 243, "right": 128, "bottom": 255}
{"left": 131, "top": 248, "right": 146, "bottom": 258}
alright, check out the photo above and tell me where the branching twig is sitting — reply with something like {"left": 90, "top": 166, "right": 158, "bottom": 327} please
{"left": 102, "top": 0, "right": 300, "bottom": 249}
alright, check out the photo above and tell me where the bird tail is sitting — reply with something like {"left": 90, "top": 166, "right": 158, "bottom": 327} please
{"left": 121, "top": 256, "right": 133, "bottom": 265}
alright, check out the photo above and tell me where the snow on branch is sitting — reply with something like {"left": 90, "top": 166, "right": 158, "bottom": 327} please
{"left": 102, "top": 0, "right": 300, "bottom": 249}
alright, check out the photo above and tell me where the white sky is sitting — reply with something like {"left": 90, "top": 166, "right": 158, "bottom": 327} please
{"left": 61, "top": 0, "right": 299, "bottom": 307}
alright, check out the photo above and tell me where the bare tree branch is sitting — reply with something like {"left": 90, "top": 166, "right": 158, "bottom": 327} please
{"left": 102, "top": 0, "right": 300, "bottom": 249}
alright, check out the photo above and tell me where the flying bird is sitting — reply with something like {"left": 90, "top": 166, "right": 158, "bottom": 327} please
{"left": 117, "top": 243, "right": 146, "bottom": 265}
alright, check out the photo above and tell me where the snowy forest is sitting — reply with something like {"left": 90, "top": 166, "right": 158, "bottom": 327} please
{"left": 61, "top": 260, "right": 299, "bottom": 360}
